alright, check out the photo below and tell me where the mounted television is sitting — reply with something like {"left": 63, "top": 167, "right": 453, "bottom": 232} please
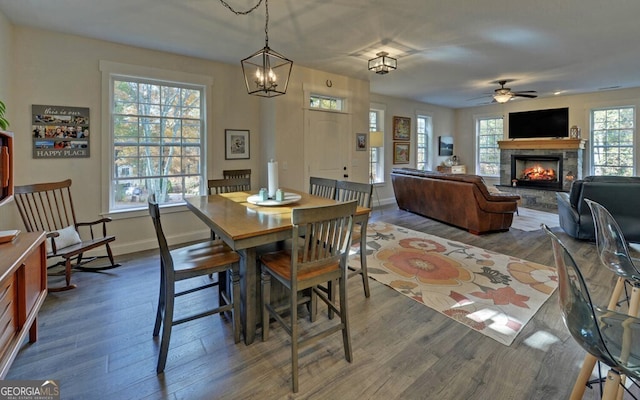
{"left": 508, "top": 107, "right": 569, "bottom": 139}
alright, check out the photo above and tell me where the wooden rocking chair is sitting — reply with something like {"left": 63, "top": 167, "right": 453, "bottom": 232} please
{"left": 14, "top": 179, "right": 120, "bottom": 291}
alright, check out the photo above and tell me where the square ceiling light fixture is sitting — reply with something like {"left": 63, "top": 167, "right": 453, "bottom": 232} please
{"left": 368, "top": 51, "right": 397, "bottom": 75}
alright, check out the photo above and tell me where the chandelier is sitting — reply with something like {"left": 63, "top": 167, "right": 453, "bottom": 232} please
{"left": 218, "top": 0, "right": 292, "bottom": 97}
{"left": 368, "top": 51, "right": 397, "bottom": 75}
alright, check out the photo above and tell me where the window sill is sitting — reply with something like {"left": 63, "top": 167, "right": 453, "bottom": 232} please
{"left": 103, "top": 202, "right": 189, "bottom": 220}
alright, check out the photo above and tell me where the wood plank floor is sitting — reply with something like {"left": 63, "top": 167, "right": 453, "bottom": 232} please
{"left": 7, "top": 206, "right": 626, "bottom": 399}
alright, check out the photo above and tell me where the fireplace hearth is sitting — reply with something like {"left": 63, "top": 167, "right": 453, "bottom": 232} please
{"left": 511, "top": 154, "right": 563, "bottom": 190}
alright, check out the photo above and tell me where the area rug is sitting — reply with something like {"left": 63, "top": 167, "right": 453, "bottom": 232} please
{"left": 349, "top": 222, "right": 558, "bottom": 345}
{"left": 511, "top": 207, "right": 560, "bottom": 232}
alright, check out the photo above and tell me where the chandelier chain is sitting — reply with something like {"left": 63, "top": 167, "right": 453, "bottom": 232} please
{"left": 217, "top": 0, "right": 263, "bottom": 15}
{"left": 218, "top": 0, "right": 269, "bottom": 45}
{"left": 264, "top": 0, "right": 269, "bottom": 46}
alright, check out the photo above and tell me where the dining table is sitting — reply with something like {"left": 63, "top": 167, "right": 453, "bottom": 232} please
{"left": 184, "top": 188, "right": 371, "bottom": 345}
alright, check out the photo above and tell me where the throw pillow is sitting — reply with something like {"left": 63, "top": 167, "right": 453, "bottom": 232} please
{"left": 46, "top": 225, "right": 82, "bottom": 254}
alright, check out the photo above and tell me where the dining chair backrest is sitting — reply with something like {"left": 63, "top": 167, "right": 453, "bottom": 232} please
{"left": 291, "top": 201, "right": 357, "bottom": 279}
{"left": 336, "top": 180, "right": 373, "bottom": 208}
{"left": 585, "top": 198, "right": 640, "bottom": 281}
{"left": 223, "top": 169, "right": 251, "bottom": 181}
{"left": 207, "top": 177, "right": 251, "bottom": 194}
{"left": 542, "top": 224, "right": 640, "bottom": 379}
{"left": 148, "top": 193, "right": 174, "bottom": 272}
{"left": 309, "top": 177, "right": 337, "bottom": 199}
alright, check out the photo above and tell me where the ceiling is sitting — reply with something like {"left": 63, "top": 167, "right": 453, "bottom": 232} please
{"left": 2, "top": 0, "right": 640, "bottom": 109}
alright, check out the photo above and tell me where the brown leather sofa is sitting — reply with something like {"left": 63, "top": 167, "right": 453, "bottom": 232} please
{"left": 391, "top": 168, "right": 521, "bottom": 234}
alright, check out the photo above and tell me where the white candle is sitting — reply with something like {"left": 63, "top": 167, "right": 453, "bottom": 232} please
{"left": 268, "top": 159, "right": 278, "bottom": 198}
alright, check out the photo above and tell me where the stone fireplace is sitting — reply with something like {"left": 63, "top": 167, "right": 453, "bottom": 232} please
{"left": 497, "top": 138, "right": 587, "bottom": 209}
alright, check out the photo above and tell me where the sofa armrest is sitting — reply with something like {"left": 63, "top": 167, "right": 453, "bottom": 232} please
{"left": 557, "top": 192, "right": 581, "bottom": 238}
{"left": 556, "top": 192, "right": 575, "bottom": 214}
{"left": 485, "top": 192, "right": 521, "bottom": 202}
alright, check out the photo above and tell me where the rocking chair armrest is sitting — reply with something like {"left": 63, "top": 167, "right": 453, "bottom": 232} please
{"left": 46, "top": 231, "right": 60, "bottom": 254}
{"left": 76, "top": 217, "right": 113, "bottom": 239}
{"left": 76, "top": 217, "right": 113, "bottom": 227}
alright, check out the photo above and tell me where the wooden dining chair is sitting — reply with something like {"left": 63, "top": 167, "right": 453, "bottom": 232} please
{"left": 309, "top": 176, "right": 337, "bottom": 199}
{"left": 336, "top": 180, "right": 374, "bottom": 298}
{"left": 14, "top": 179, "right": 119, "bottom": 291}
{"left": 223, "top": 168, "right": 251, "bottom": 181}
{"left": 207, "top": 177, "right": 251, "bottom": 194}
{"left": 148, "top": 194, "right": 241, "bottom": 373}
{"left": 260, "top": 200, "right": 357, "bottom": 392}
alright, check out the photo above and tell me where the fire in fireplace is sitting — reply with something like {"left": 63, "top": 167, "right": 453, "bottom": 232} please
{"left": 511, "top": 154, "right": 563, "bottom": 189}
{"left": 522, "top": 165, "right": 556, "bottom": 181}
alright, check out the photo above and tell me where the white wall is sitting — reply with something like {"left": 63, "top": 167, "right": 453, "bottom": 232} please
{"left": 1, "top": 24, "right": 370, "bottom": 255}
{"left": 454, "top": 88, "right": 640, "bottom": 180}
{"left": 369, "top": 93, "right": 455, "bottom": 204}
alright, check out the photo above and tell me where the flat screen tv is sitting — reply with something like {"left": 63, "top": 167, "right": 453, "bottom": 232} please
{"left": 508, "top": 107, "right": 569, "bottom": 139}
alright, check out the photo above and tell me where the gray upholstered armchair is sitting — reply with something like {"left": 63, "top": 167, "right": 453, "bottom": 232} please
{"left": 556, "top": 175, "right": 640, "bottom": 242}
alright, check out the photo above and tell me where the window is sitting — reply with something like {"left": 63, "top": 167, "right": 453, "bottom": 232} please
{"left": 416, "top": 115, "right": 432, "bottom": 170}
{"left": 310, "top": 94, "right": 344, "bottom": 111}
{"left": 110, "top": 77, "right": 205, "bottom": 211}
{"left": 476, "top": 116, "right": 503, "bottom": 176}
{"left": 591, "top": 106, "right": 635, "bottom": 176}
{"left": 369, "top": 109, "right": 385, "bottom": 183}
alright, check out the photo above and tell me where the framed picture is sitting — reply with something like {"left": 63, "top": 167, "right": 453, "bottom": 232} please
{"left": 393, "top": 116, "right": 411, "bottom": 140}
{"left": 356, "top": 133, "right": 367, "bottom": 151}
{"left": 438, "top": 136, "right": 454, "bottom": 156}
{"left": 32, "top": 104, "right": 90, "bottom": 159}
{"left": 393, "top": 142, "right": 410, "bottom": 164}
{"left": 225, "top": 129, "right": 250, "bottom": 160}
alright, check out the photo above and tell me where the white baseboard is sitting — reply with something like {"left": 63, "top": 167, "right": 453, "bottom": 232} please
{"left": 73, "top": 229, "right": 211, "bottom": 258}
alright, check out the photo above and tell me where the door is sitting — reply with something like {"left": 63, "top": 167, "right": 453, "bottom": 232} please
{"left": 304, "top": 110, "right": 351, "bottom": 183}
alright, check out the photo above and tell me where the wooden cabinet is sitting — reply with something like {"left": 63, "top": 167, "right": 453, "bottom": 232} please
{"left": 437, "top": 165, "right": 467, "bottom": 174}
{"left": 0, "top": 130, "right": 13, "bottom": 207}
{"left": 0, "top": 231, "right": 46, "bottom": 378}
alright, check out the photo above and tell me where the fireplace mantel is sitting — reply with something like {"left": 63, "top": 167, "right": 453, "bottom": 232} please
{"left": 498, "top": 138, "right": 587, "bottom": 150}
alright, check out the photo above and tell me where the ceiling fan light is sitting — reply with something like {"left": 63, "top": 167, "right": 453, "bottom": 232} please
{"left": 493, "top": 93, "right": 512, "bottom": 103}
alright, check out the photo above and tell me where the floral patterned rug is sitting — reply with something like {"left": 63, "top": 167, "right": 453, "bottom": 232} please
{"left": 349, "top": 222, "right": 558, "bottom": 345}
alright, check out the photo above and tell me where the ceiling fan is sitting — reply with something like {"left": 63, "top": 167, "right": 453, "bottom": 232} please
{"left": 492, "top": 80, "right": 538, "bottom": 103}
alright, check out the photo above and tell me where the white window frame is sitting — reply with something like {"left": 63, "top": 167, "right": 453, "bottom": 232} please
{"left": 590, "top": 106, "right": 635, "bottom": 176}
{"left": 369, "top": 106, "right": 385, "bottom": 184}
{"left": 476, "top": 115, "right": 504, "bottom": 177}
{"left": 100, "top": 61, "right": 212, "bottom": 217}
{"left": 309, "top": 93, "right": 345, "bottom": 112}
{"left": 416, "top": 114, "right": 432, "bottom": 170}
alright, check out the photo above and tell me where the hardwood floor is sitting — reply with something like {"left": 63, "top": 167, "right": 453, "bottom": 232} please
{"left": 7, "top": 206, "right": 624, "bottom": 399}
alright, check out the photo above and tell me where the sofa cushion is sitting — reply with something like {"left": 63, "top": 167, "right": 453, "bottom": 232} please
{"left": 583, "top": 175, "right": 640, "bottom": 183}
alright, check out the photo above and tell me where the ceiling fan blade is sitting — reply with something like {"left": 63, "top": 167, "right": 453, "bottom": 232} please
{"left": 466, "top": 94, "right": 493, "bottom": 101}
{"left": 514, "top": 93, "right": 538, "bottom": 98}
{"left": 514, "top": 90, "right": 537, "bottom": 94}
